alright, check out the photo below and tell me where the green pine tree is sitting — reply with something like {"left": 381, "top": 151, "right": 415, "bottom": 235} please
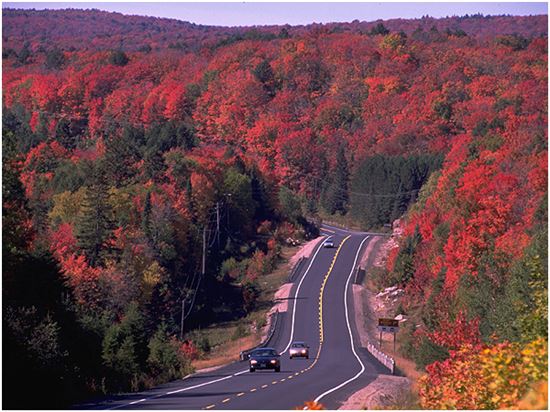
{"left": 75, "top": 164, "right": 113, "bottom": 266}
{"left": 322, "top": 145, "right": 349, "bottom": 215}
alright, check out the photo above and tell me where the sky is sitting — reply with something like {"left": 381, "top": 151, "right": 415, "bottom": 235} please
{"left": 3, "top": 2, "right": 548, "bottom": 26}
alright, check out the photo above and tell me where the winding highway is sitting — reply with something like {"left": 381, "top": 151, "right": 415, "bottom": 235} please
{"left": 78, "top": 225, "right": 390, "bottom": 410}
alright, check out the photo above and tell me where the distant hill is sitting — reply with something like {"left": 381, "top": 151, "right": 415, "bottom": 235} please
{"left": 2, "top": 8, "right": 547, "bottom": 52}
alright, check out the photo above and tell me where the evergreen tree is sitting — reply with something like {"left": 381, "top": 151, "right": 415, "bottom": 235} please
{"left": 75, "top": 162, "right": 113, "bottom": 266}
{"left": 45, "top": 47, "right": 65, "bottom": 70}
{"left": 370, "top": 23, "right": 390, "bottom": 36}
{"left": 322, "top": 145, "right": 349, "bottom": 215}
{"left": 104, "top": 125, "right": 143, "bottom": 187}
{"left": 109, "top": 49, "right": 129, "bottom": 66}
{"left": 17, "top": 42, "right": 31, "bottom": 65}
{"left": 141, "top": 191, "right": 152, "bottom": 241}
{"left": 252, "top": 60, "right": 276, "bottom": 97}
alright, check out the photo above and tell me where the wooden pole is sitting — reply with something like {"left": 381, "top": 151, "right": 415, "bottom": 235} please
{"left": 180, "top": 299, "right": 185, "bottom": 340}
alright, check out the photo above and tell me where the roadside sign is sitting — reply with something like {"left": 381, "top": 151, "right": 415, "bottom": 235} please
{"left": 378, "top": 318, "right": 400, "bottom": 351}
{"left": 379, "top": 318, "right": 399, "bottom": 327}
{"left": 378, "top": 318, "right": 399, "bottom": 333}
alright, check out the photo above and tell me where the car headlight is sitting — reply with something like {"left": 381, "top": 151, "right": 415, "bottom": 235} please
{"left": 270, "top": 360, "right": 277, "bottom": 364}
{"left": 251, "top": 360, "right": 258, "bottom": 364}
{"left": 301, "top": 350, "right": 306, "bottom": 354}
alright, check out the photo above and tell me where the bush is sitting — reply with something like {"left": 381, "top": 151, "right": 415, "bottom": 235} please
{"left": 369, "top": 266, "right": 392, "bottom": 290}
{"left": 412, "top": 334, "right": 449, "bottom": 370}
{"left": 242, "top": 281, "right": 259, "bottom": 312}
{"left": 232, "top": 323, "right": 248, "bottom": 340}
{"left": 419, "top": 339, "right": 548, "bottom": 409}
{"left": 198, "top": 335, "right": 211, "bottom": 353}
{"left": 219, "top": 257, "right": 244, "bottom": 281}
{"left": 147, "top": 324, "right": 192, "bottom": 382}
{"left": 101, "top": 303, "right": 146, "bottom": 392}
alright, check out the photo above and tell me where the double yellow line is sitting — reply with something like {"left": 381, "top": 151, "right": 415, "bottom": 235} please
{"left": 202, "top": 235, "right": 352, "bottom": 409}
{"left": 302, "top": 235, "right": 351, "bottom": 371}
{"left": 319, "top": 235, "right": 350, "bottom": 342}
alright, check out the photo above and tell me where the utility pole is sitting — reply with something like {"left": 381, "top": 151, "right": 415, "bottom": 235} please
{"left": 202, "top": 225, "right": 206, "bottom": 275}
{"left": 180, "top": 299, "right": 185, "bottom": 340}
{"left": 216, "top": 201, "right": 220, "bottom": 249}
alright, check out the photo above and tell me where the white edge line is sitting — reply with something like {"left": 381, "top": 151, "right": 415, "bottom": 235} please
{"left": 313, "top": 236, "right": 370, "bottom": 404}
{"left": 105, "top": 238, "right": 327, "bottom": 410}
{"left": 166, "top": 374, "right": 233, "bottom": 395}
{"left": 281, "top": 237, "right": 326, "bottom": 355}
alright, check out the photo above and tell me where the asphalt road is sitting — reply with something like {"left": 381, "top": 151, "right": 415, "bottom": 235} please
{"left": 78, "top": 226, "right": 389, "bottom": 410}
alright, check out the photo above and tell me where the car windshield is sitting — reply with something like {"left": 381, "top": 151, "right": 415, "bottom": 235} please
{"left": 253, "top": 349, "right": 277, "bottom": 357}
{"left": 291, "top": 343, "right": 305, "bottom": 348}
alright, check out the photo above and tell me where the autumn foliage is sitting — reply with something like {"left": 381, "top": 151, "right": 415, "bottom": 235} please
{"left": 2, "top": 7, "right": 547, "bottom": 408}
{"left": 419, "top": 338, "right": 548, "bottom": 409}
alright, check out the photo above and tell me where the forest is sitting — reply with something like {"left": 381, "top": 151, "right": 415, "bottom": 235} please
{"left": 2, "top": 8, "right": 547, "bottom": 408}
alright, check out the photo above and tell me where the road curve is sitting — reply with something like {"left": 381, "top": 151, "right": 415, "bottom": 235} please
{"left": 77, "top": 228, "right": 389, "bottom": 410}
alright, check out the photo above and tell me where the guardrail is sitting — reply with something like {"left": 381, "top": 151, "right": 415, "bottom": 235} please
{"left": 367, "top": 341, "right": 395, "bottom": 374}
{"left": 239, "top": 309, "right": 279, "bottom": 361}
{"left": 288, "top": 256, "right": 307, "bottom": 282}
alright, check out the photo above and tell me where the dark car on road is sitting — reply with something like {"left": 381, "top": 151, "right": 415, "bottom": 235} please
{"left": 289, "top": 341, "right": 309, "bottom": 359}
{"left": 249, "top": 348, "right": 281, "bottom": 372}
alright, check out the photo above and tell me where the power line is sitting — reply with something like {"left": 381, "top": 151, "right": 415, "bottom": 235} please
{"left": 306, "top": 174, "right": 422, "bottom": 199}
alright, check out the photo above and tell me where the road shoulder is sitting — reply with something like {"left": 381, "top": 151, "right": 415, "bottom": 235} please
{"left": 340, "top": 235, "right": 413, "bottom": 410}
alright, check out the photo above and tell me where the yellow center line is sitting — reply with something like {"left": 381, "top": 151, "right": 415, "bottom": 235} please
{"left": 319, "top": 235, "right": 350, "bottom": 344}
{"left": 200, "top": 235, "right": 351, "bottom": 411}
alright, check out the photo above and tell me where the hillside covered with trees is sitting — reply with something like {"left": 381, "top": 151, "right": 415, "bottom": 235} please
{"left": 2, "top": 8, "right": 547, "bottom": 408}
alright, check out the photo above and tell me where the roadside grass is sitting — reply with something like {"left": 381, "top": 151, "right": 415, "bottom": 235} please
{"left": 189, "top": 245, "right": 297, "bottom": 371}
{"left": 370, "top": 387, "right": 421, "bottom": 410}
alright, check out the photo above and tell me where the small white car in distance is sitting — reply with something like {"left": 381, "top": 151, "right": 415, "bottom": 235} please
{"left": 323, "top": 238, "right": 334, "bottom": 248}
{"left": 289, "top": 341, "right": 309, "bottom": 359}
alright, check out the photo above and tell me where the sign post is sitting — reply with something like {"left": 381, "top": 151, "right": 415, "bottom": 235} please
{"left": 378, "top": 318, "right": 399, "bottom": 352}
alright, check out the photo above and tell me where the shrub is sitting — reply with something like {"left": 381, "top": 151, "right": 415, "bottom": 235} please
{"left": 198, "top": 335, "right": 211, "bottom": 353}
{"left": 412, "top": 334, "right": 449, "bottom": 370}
{"left": 419, "top": 338, "right": 548, "bottom": 409}
{"left": 232, "top": 323, "right": 248, "bottom": 340}
{"left": 242, "top": 281, "right": 259, "bottom": 312}
{"left": 147, "top": 324, "right": 192, "bottom": 382}
{"left": 220, "top": 257, "right": 244, "bottom": 281}
{"left": 101, "top": 303, "right": 146, "bottom": 391}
